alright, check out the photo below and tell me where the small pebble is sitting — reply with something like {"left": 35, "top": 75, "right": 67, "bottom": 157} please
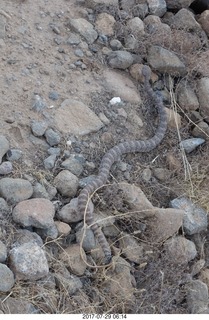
{"left": 0, "top": 162, "right": 13, "bottom": 175}
{"left": 180, "top": 138, "right": 205, "bottom": 153}
{"left": 6, "top": 149, "right": 23, "bottom": 161}
{"left": 48, "top": 91, "right": 59, "bottom": 101}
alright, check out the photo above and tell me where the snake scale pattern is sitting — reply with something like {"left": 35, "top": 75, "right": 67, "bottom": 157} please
{"left": 78, "top": 65, "right": 168, "bottom": 263}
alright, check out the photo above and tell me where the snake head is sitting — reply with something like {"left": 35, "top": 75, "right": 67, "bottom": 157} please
{"left": 142, "top": 65, "right": 151, "bottom": 80}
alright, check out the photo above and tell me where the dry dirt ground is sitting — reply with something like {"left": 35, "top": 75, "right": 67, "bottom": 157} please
{"left": 0, "top": 0, "right": 209, "bottom": 314}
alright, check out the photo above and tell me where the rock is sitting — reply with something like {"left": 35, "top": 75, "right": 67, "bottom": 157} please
{"left": 12, "top": 198, "right": 55, "bottom": 229}
{"left": 198, "top": 10, "right": 209, "bottom": 37}
{"left": 0, "top": 264, "right": 15, "bottom": 292}
{"left": 0, "top": 178, "right": 33, "bottom": 204}
{"left": 165, "top": 0, "right": 193, "bottom": 9}
{"left": 109, "top": 39, "right": 123, "bottom": 50}
{"left": 32, "top": 182, "right": 50, "bottom": 199}
{"left": 170, "top": 197, "right": 208, "bottom": 235}
{"left": 55, "top": 221, "right": 71, "bottom": 236}
{"left": 29, "top": 135, "right": 50, "bottom": 151}
{"left": 86, "top": 0, "right": 118, "bottom": 8}
{"left": 119, "top": 232, "right": 144, "bottom": 263}
{"left": 59, "top": 244, "right": 87, "bottom": 276}
{"left": 47, "top": 147, "right": 61, "bottom": 156}
{"left": 0, "top": 241, "right": 7, "bottom": 262}
{"left": 0, "top": 297, "right": 38, "bottom": 314}
{"left": 36, "top": 224, "right": 58, "bottom": 240}
{"left": 191, "top": 259, "right": 205, "bottom": 276}
{"left": 66, "top": 32, "right": 81, "bottom": 45}
{"left": 103, "top": 70, "right": 141, "bottom": 103}
{"left": 147, "top": 0, "right": 167, "bottom": 17}
{"left": 179, "top": 138, "right": 205, "bottom": 153}
{"left": 6, "top": 149, "right": 23, "bottom": 161}
{"left": 9, "top": 242, "right": 49, "bottom": 280}
{"left": 0, "top": 135, "right": 9, "bottom": 164}
{"left": 141, "top": 168, "right": 152, "bottom": 182}
{"left": 148, "top": 208, "right": 184, "bottom": 242}
{"left": 45, "top": 184, "right": 57, "bottom": 200}
{"left": 0, "top": 161, "right": 13, "bottom": 175}
{"left": 107, "top": 51, "right": 134, "bottom": 69}
{"left": 0, "top": 197, "right": 9, "bottom": 215}
{"left": 197, "top": 77, "right": 209, "bottom": 120}
{"left": 44, "top": 128, "right": 61, "bottom": 146}
{"left": 31, "top": 120, "right": 48, "bottom": 137}
{"left": 186, "top": 280, "right": 209, "bottom": 313}
{"left": 147, "top": 45, "right": 186, "bottom": 76}
{"left": 13, "top": 229, "right": 43, "bottom": 247}
{"left": 48, "top": 91, "right": 59, "bottom": 101}
{"left": 67, "top": 18, "right": 98, "bottom": 44}
{"left": 44, "top": 154, "right": 57, "bottom": 170}
{"left": 58, "top": 197, "right": 90, "bottom": 223}
{"left": 53, "top": 99, "right": 104, "bottom": 135}
{"left": 169, "top": 8, "right": 201, "bottom": 31}
{"left": 95, "top": 13, "right": 115, "bottom": 36}
{"left": 54, "top": 170, "right": 78, "bottom": 197}
{"left": 118, "top": 183, "right": 155, "bottom": 218}
{"left": 164, "top": 236, "right": 197, "bottom": 264}
{"left": 103, "top": 256, "right": 135, "bottom": 300}
{"left": 32, "top": 94, "right": 47, "bottom": 112}
{"left": 144, "top": 14, "right": 171, "bottom": 35}
{"left": 192, "top": 121, "right": 209, "bottom": 139}
{"left": 200, "top": 269, "right": 209, "bottom": 289}
{"left": 153, "top": 168, "right": 171, "bottom": 181}
{"left": 54, "top": 266, "right": 83, "bottom": 295}
{"left": 177, "top": 82, "right": 199, "bottom": 111}
{"left": 76, "top": 227, "right": 96, "bottom": 252}
{"left": 129, "top": 63, "right": 144, "bottom": 82}
{"left": 61, "top": 156, "right": 84, "bottom": 177}
{"left": 126, "top": 17, "right": 145, "bottom": 37}
{"left": 165, "top": 107, "right": 182, "bottom": 129}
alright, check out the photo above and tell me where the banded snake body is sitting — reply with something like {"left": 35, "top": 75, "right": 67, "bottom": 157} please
{"left": 78, "top": 65, "right": 168, "bottom": 263}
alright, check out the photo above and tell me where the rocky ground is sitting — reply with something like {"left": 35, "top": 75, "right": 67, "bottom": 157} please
{"left": 1, "top": 0, "right": 209, "bottom": 314}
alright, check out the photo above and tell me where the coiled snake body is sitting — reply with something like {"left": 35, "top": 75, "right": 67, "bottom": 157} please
{"left": 78, "top": 65, "right": 167, "bottom": 263}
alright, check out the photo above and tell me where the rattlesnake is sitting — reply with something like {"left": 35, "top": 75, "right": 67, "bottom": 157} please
{"left": 78, "top": 65, "right": 168, "bottom": 263}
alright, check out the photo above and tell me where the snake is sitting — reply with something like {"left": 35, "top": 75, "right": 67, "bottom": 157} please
{"left": 78, "top": 65, "right": 168, "bottom": 263}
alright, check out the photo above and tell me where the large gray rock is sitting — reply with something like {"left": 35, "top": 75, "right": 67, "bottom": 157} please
{"left": 9, "top": 242, "right": 49, "bottom": 280}
{"left": 186, "top": 280, "right": 209, "bottom": 313}
{"left": 54, "top": 170, "right": 78, "bottom": 197}
{"left": 147, "top": 45, "right": 186, "bottom": 76}
{"left": 169, "top": 8, "right": 201, "bottom": 31}
{"left": 177, "top": 81, "right": 199, "bottom": 111}
{"left": 67, "top": 18, "right": 98, "bottom": 44}
{"left": 0, "top": 178, "right": 33, "bottom": 204}
{"left": 165, "top": 0, "right": 193, "bottom": 9}
{"left": 170, "top": 197, "right": 208, "bottom": 235}
{"left": 53, "top": 99, "right": 104, "bottom": 136}
{"left": 12, "top": 198, "right": 55, "bottom": 229}
{"left": 107, "top": 51, "right": 134, "bottom": 69}
{"left": 164, "top": 236, "right": 197, "bottom": 264}
{"left": 0, "top": 264, "right": 15, "bottom": 292}
{"left": 147, "top": 0, "right": 167, "bottom": 17}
